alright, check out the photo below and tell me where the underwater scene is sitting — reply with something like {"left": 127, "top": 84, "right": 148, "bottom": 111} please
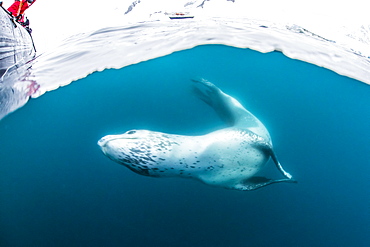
{"left": 0, "top": 43, "right": 369, "bottom": 246}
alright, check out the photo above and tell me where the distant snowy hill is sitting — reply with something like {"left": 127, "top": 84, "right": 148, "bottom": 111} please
{"left": 122, "top": 0, "right": 370, "bottom": 57}
{"left": 122, "top": 0, "right": 249, "bottom": 20}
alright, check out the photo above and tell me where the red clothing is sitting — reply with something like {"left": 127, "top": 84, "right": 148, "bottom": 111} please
{"left": 7, "top": 0, "right": 36, "bottom": 17}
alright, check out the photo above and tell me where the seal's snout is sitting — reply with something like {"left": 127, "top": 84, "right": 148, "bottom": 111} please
{"left": 98, "top": 137, "right": 110, "bottom": 156}
{"left": 98, "top": 137, "right": 108, "bottom": 147}
{"left": 98, "top": 135, "right": 117, "bottom": 148}
{"left": 98, "top": 131, "right": 141, "bottom": 149}
{"left": 98, "top": 135, "right": 120, "bottom": 156}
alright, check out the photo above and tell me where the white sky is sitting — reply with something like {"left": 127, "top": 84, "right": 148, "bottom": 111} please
{"left": 2, "top": 0, "right": 132, "bottom": 52}
{"left": 2, "top": 0, "right": 368, "bottom": 53}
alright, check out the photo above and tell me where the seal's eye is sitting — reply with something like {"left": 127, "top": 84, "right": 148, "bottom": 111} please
{"left": 126, "top": 130, "right": 136, "bottom": 135}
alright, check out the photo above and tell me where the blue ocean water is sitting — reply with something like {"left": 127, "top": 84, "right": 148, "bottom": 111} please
{"left": 0, "top": 45, "right": 369, "bottom": 246}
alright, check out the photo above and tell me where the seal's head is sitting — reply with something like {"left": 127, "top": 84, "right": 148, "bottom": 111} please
{"left": 98, "top": 130, "right": 176, "bottom": 176}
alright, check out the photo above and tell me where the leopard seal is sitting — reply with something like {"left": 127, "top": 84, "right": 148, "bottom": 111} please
{"left": 98, "top": 78, "right": 295, "bottom": 191}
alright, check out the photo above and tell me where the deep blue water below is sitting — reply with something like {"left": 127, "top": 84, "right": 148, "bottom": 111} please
{"left": 0, "top": 45, "right": 369, "bottom": 246}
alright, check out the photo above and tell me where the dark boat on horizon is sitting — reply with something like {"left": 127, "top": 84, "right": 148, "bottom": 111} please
{"left": 168, "top": 12, "right": 194, "bottom": 20}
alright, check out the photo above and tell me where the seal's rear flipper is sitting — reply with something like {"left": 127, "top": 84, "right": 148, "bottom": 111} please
{"left": 269, "top": 149, "right": 293, "bottom": 180}
{"left": 234, "top": 176, "right": 297, "bottom": 191}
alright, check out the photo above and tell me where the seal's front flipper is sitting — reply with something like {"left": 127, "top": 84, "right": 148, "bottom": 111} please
{"left": 234, "top": 176, "right": 297, "bottom": 191}
{"left": 191, "top": 78, "right": 219, "bottom": 106}
{"left": 191, "top": 78, "right": 270, "bottom": 139}
{"left": 191, "top": 78, "right": 237, "bottom": 126}
{"left": 191, "top": 78, "right": 258, "bottom": 128}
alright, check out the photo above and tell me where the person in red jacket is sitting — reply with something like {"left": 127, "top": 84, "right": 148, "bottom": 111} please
{"left": 7, "top": 0, "right": 36, "bottom": 22}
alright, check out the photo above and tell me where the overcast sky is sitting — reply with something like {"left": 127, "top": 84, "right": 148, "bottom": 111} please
{"left": 2, "top": 0, "right": 131, "bottom": 52}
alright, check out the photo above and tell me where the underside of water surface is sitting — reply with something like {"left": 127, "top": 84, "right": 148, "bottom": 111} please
{"left": 0, "top": 44, "right": 369, "bottom": 246}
